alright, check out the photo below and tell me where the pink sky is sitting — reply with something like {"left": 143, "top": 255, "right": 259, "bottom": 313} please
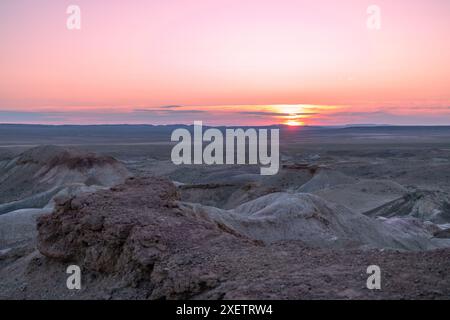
{"left": 0, "top": 0, "right": 449, "bottom": 125}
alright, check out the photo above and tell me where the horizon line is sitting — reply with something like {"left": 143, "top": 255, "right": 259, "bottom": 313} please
{"left": 3, "top": 123, "right": 450, "bottom": 128}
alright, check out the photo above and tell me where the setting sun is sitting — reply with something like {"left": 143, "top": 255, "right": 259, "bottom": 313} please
{"left": 285, "top": 120, "right": 305, "bottom": 126}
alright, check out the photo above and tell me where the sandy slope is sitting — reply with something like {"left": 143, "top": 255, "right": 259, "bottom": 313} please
{"left": 0, "top": 145, "right": 130, "bottom": 213}
{"left": 185, "top": 191, "right": 450, "bottom": 250}
{"left": 313, "top": 179, "right": 407, "bottom": 214}
{"left": 0, "top": 146, "right": 131, "bottom": 254}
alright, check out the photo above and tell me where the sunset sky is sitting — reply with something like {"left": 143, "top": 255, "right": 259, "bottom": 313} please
{"left": 1, "top": 0, "right": 449, "bottom": 125}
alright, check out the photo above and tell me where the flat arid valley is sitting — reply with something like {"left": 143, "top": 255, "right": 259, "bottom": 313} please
{"left": 1, "top": 124, "right": 449, "bottom": 299}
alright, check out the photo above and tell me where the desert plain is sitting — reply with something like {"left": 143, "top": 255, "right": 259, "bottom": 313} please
{"left": 0, "top": 124, "right": 449, "bottom": 299}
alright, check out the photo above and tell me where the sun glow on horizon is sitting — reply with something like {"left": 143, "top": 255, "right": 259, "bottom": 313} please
{"left": 285, "top": 119, "right": 305, "bottom": 126}
{"left": 271, "top": 104, "right": 313, "bottom": 126}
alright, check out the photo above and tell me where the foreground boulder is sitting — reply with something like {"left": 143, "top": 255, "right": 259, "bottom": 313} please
{"left": 36, "top": 177, "right": 256, "bottom": 298}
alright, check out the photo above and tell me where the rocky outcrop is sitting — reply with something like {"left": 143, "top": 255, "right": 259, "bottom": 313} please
{"left": 0, "top": 145, "right": 130, "bottom": 214}
{"left": 36, "top": 177, "right": 257, "bottom": 298}
{"left": 313, "top": 179, "right": 408, "bottom": 214}
{"left": 296, "top": 168, "right": 357, "bottom": 193}
{"left": 365, "top": 190, "right": 450, "bottom": 224}
{"left": 188, "top": 192, "right": 450, "bottom": 251}
{"left": 1, "top": 176, "right": 449, "bottom": 300}
{"left": 0, "top": 145, "right": 131, "bottom": 255}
